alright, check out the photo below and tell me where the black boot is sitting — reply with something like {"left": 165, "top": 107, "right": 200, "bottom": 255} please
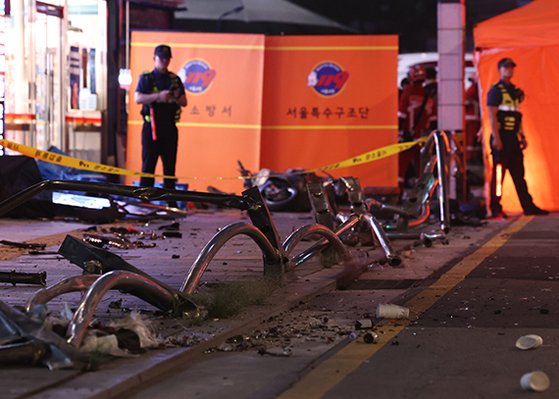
{"left": 524, "top": 205, "right": 549, "bottom": 216}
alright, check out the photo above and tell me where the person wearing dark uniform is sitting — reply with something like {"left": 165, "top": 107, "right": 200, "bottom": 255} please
{"left": 135, "top": 44, "right": 187, "bottom": 192}
{"left": 397, "top": 65, "right": 425, "bottom": 190}
{"left": 487, "top": 57, "right": 547, "bottom": 217}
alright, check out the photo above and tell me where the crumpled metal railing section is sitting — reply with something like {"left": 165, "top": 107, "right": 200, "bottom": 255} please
{"left": 66, "top": 270, "right": 187, "bottom": 348}
{"left": 306, "top": 130, "right": 453, "bottom": 262}
{"left": 0, "top": 179, "right": 381, "bottom": 351}
{"left": 307, "top": 178, "right": 402, "bottom": 266}
{"left": 25, "top": 274, "right": 100, "bottom": 312}
{"left": 366, "top": 130, "right": 451, "bottom": 235}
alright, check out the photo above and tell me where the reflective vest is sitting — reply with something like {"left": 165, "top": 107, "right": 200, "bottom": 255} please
{"left": 141, "top": 71, "right": 183, "bottom": 123}
{"left": 494, "top": 82, "right": 523, "bottom": 133}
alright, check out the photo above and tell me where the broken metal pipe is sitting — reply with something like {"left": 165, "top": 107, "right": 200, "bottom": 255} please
{"left": 66, "top": 270, "right": 185, "bottom": 348}
{"left": 291, "top": 215, "right": 361, "bottom": 267}
{"left": 0, "top": 180, "right": 253, "bottom": 218}
{"left": 282, "top": 224, "right": 351, "bottom": 267}
{"left": 0, "top": 270, "right": 47, "bottom": 286}
{"left": 25, "top": 274, "right": 100, "bottom": 312}
{"left": 361, "top": 214, "right": 401, "bottom": 266}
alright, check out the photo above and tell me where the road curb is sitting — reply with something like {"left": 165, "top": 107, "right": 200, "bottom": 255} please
{"left": 27, "top": 265, "right": 345, "bottom": 399}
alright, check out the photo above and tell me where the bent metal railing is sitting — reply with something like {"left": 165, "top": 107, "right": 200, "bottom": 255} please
{"left": 307, "top": 179, "right": 402, "bottom": 266}
{"left": 291, "top": 214, "right": 361, "bottom": 267}
{"left": 365, "top": 130, "right": 451, "bottom": 235}
{"left": 25, "top": 274, "right": 100, "bottom": 312}
{"left": 0, "top": 179, "right": 410, "bottom": 348}
{"left": 180, "top": 223, "right": 351, "bottom": 296}
{"left": 180, "top": 223, "right": 283, "bottom": 296}
{"left": 282, "top": 224, "right": 350, "bottom": 260}
{"left": 65, "top": 270, "right": 184, "bottom": 348}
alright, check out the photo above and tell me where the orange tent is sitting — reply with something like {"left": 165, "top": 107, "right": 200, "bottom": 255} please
{"left": 474, "top": 0, "right": 559, "bottom": 212}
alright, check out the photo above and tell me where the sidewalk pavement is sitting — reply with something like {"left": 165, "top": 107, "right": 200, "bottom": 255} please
{"left": 0, "top": 211, "right": 511, "bottom": 399}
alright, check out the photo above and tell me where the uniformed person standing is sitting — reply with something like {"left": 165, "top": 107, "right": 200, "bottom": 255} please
{"left": 135, "top": 44, "right": 187, "bottom": 192}
{"left": 487, "top": 57, "right": 547, "bottom": 217}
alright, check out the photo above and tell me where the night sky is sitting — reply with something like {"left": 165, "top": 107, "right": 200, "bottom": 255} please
{"left": 289, "top": 0, "right": 533, "bottom": 52}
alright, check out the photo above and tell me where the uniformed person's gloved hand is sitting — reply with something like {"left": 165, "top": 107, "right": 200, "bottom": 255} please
{"left": 492, "top": 133, "right": 504, "bottom": 151}
{"left": 519, "top": 134, "right": 528, "bottom": 150}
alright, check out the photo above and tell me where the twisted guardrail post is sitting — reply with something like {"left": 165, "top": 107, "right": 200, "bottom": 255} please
{"left": 25, "top": 274, "right": 100, "bottom": 312}
{"left": 180, "top": 222, "right": 283, "bottom": 296}
{"left": 241, "top": 186, "right": 287, "bottom": 277}
{"left": 282, "top": 224, "right": 351, "bottom": 268}
{"left": 290, "top": 215, "right": 361, "bottom": 267}
{"left": 340, "top": 177, "right": 401, "bottom": 264}
{"left": 434, "top": 130, "right": 451, "bottom": 233}
{"left": 361, "top": 214, "right": 401, "bottom": 266}
{"left": 66, "top": 270, "right": 188, "bottom": 348}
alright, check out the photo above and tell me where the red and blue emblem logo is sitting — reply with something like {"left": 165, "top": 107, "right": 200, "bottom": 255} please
{"left": 307, "top": 62, "right": 349, "bottom": 96}
{"left": 179, "top": 59, "right": 217, "bottom": 94}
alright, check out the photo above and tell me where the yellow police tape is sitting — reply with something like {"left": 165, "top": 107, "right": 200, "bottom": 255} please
{"left": 307, "top": 139, "right": 423, "bottom": 173}
{"left": 0, "top": 138, "right": 423, "bottom": 181}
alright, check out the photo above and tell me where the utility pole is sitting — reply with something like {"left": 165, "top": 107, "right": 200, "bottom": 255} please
{"left": 438, "top": 0, "right": 466, "bottom": 200}
{"left": 105, "top": 0, "right": 126, "bottom": 176}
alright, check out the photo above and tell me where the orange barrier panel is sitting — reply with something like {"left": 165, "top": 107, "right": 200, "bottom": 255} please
{"left": 475, "top": 0, "right": 559, "bottom": 212}
{"left": 128, "top": 31, "right": 265, "bottom": 192}
{"left": 261, "top": 35, "right": 399, "bottom": 188}
{"left": 128, "top": 33, "right": 399, "bottom": 193}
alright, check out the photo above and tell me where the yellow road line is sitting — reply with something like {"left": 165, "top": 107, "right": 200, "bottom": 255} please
{"left": 132, "top": 42, "right": 264, "bottom": 50}
{"left": 278, "top": 217, "right": 532, "bottom": 399}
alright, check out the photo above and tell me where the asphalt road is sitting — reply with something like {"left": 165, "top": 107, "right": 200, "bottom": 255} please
{"left": 286, "top": 215, "right": 559, "bottom": 399}
{"left": 2, "top": 212, "right": 553, "bottom": 399}
{"left": 123, "top": 215, "right": 552, "bottom": 399}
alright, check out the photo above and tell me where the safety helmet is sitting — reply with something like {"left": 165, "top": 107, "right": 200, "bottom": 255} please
{"left": 408, "top": 64, "right": 426, "bottom": 82}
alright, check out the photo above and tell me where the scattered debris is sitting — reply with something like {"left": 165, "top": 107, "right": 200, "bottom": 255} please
{"left": 159, "top": 222, "right": 180, "bottom": 231}
{"left": 0, "top": 300, "right": 78, "bottom": 370}
{"left": 162, "top": 231, "right": 183, "bottom": 239}
{"left": 108, "top": 299, "right": 124, "bottom": 310}
{"left": 376, "top": 304, "right": 410, "bottom": 319}
{"left": 80, "top": 333, "right": 131, "bottom": 357}
{"left": 363, "top": 332, "right": 378, "bottom": 344}
{"left": 61, "top": 303, "right": 74, "bottom": 321}
{"left": 164, "top": 332, "right": 203, "bottom": 348}
{"left": 133, "top": 241, "right": 157, "bottom": 249}
{"left": 354, "top": 319, "right": 373, "bottom": 330}
{"left": 107, "top": 311, "right": 160, "bottom": 350}
{"left": 0, "top": 240, "right": 46, "bottom": 250}
{"left": 0, "top": 270, "right": 46, "bottom": 286}
{"left": 258, "top": 346, "right": 292, "bottom": 357}
{"left": 515, "top": 334, "right": 543, "bottom": 351}
{"left": 27, "top": 251, "right": 59, "bottom": 256}
{"left": 520, "top": 371, "right": 550, "bottom": 392}
{"left": 83, "top": 233, "right": 132, "bottom": 249}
